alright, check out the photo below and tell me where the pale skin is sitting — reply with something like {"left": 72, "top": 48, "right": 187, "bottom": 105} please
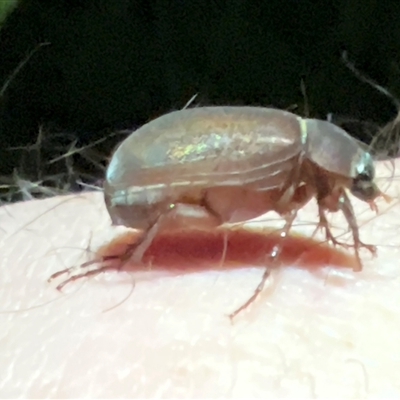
{"left": 1, "top": 159, "right": 400, "bottom": 398}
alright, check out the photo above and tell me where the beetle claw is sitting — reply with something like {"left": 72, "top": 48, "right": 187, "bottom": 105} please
{"left": 54, "top": 264, "right": 114, "bottom": 291}
{"left": 48, "top": 256, "right": 121, "bottom": 290}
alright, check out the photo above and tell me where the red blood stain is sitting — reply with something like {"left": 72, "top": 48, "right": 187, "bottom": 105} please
{"left": 96, "top": 227, "right": 357, "bottom": 273}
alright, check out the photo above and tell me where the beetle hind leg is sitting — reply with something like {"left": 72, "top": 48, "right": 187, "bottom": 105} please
{"left": 49, "top": 263, "right": 118, "bottom": 291}
{"left": 47, "top": 248, "right": 134, "bottom": 290}
{"left": 49, "top": 202, "right": 223, "bottom": 290}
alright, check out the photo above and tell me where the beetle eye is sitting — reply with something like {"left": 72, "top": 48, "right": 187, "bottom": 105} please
{"left": 355, "top": 172, "right": 371, "bottom": 182}
{"left": 351, "top": 175, "right": 379, "bottom": 201}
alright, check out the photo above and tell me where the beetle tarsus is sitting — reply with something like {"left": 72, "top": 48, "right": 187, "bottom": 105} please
{"left": 229, "top": 266, "right": 271, "bottom": 321}
{"left": 229, "top": 212, "right": 297, "bottom": 320}
{"left": 55, "top": 265, "right": 114, "bottom": 291}
{"left": 48, "top": 254, "right": 123, "bottom": 289}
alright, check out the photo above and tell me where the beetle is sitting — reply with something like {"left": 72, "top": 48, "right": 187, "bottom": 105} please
{"left": 50, "top": 106, "right": 386, "bottom": 317}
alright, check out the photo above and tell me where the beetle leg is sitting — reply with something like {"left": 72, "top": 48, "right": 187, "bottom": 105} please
{"left": 273, "top": 183, "right": 315, "bottom": 215}
{"left": 47, "top": 250, "right": 125, "bottom": 288}
{"left": 49, "top": 202, "right": 222, "bottom": 289}
{"left": 337, "top": 190, "right": 377, "bottom": 271}
{"left": 51, "top": 264, "right": 119, "bottom": 291}
{"left": 229, "top": 210, "right": 298, "bottom": 320}
{"left": 133, "top": 202, "right": 223, "bottom": 260}
{"left": 229, "top": 183, "right": 318, "bottom": 319}
{"left": 314, "top": 206, "right": 351, "bottom": 249}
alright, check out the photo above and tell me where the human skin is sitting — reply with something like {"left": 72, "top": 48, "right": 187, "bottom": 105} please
{"left": 1, "top": 159, "right": 400, "bottom": 398}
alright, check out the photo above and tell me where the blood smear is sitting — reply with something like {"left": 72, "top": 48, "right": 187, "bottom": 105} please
{"left": 95, "top": 227, "right": 357, "bottom": 274}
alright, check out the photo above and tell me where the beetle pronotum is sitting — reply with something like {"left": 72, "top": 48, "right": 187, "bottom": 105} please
{"left": 49, "top": 106, "right": 387, "bottom": 318}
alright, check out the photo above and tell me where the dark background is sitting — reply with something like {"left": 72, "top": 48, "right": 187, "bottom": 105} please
{"left": 1, "top": 0, "right": 400, "bottom": 196}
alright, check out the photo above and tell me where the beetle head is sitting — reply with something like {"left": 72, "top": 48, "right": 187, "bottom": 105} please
{"left": 350, "top": 152, "right": 381, "bottom": 201}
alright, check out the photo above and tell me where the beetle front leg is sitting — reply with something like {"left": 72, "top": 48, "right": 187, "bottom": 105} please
{"left": 315, "top": 189, "right": 376, "bottom": 271}
{"left": 337, "top": 190, "right": 376, "bottom": 271}
{"left": 314, "top": 206, "right": 351, "bottom": 248}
